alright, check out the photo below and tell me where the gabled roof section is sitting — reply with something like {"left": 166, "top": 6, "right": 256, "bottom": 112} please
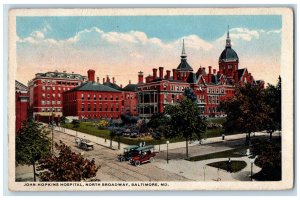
{"left": 237, "top": 68, "right": 247, "bottom": 81}
{"left": 69, "top": 81, "right": 121, "bottom": 92}
{"left": 15, "top": 80, "right": 28, "bottom": 91}
{"left": 103, "top": 82, "right": 122, "bottom": 90}
{"left": 123, "top": 84, "right": 138, "bottom": 92}
{"left": 187, "top": 72, "right": 197, "bottom": 84}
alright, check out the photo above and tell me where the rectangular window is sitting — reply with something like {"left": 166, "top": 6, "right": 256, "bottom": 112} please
{"left": 88, "top": 94, "right": 90, "bottom": 100}
{"left": 42, "top": 86, "right": 45, "bottom": 90}
{"left": 41, "top": 108, "right": 45, "bottom": 112}
{"left": 94, "top": 94, "right": 96, "bottom": 100}
{"left": 81, "top": 94, "right": 84, "bottom": 100}
{"left": 52, "top": 101, "right": 56, "bottom": 105}
{"left": 57, "top": 101, "right": 61, "bottom": 105}
{"left": 99, "top": 95, "right": 102, "bottom": 100}
{"left": 94, "top": 104, "right": 96, "bottom": 111}
{"left": 52, "top": 94, "right": 55, "bottom": 98}
{"left": 47, "top": 101, "right": 50, "bottom": 105}
{"left": 42, "top": 93, "right": 45, "bottom": 98}
{"left": 52, "top": 86, "right": 55, "bottom": 90}
{"left": 41, "top": 100, "right": 45, "bottom": 105}
{"left": 81, "top": 104, "right": 84, "bottom": 111}
{"left": 99, "top": 104, "right": 102, "bottom": 111}
{"left": 110, "top": 95, "right": 113, "bottom": 100}
{"left": 111, "top": 104, "right": 113, "bottom": 111}
{"left": 88, "top": 104, "right": 91, "bottom": 111}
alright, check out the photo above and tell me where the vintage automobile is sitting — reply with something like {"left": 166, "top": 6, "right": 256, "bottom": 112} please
{"left": 129, "top": 145, "right": 157, "bottom": 166}
{"left": 117, "top": 145, "right": 140, "bottom": 162}
{"left": 75, "top": 137, "right": 94, "bottom": 150}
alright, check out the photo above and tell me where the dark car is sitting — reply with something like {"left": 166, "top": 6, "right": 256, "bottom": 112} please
{"left": 129, "top": 145, "right": 157, "bottom": 166}
{"left": 118, "top": 145, "right": 140, "bottom": 162}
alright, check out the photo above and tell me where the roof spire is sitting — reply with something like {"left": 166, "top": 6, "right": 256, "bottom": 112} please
{"left": 181, "top": 39, "right": 187, "bottom": 59}
{"left": 226, "top": 25, "right": 231, "bottom": 48}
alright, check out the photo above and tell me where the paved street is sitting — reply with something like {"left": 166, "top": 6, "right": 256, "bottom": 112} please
{"left": 16, "top": 127, "right": 279, "bottom": 182}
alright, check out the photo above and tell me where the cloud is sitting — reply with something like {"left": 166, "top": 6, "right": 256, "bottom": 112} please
{"left": 16, "top": 26, "right": 281, "bottom": 86}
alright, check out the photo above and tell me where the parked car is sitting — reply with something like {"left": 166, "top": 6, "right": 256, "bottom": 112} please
{"left": 117, "top": 145, "right": 140, "bottom": 162}
{"left": 129, "top": 145, "right": 157, "bottom": 166}
{"left": 75, "top": 137, "right": 94, "bottom": 150}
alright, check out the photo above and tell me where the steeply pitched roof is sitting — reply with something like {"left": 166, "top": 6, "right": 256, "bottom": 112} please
{"left": 15, "top": 80, "right": 28, "bottom": 91}
{"left": 69, "top": 81, "right": 121, "bottom": 92}
{"left": 187, "top": 72, "right": 197, "bottom": 84}
{"left": 177, "top": 59, "right": 193, "bottom": 71}
{"left": 103, "top": 82, "right": 122, "bottom": 90}
{"left": 237, "top": 68, "right": 247, "bottom": 80}
{"left": 123, "top": 84, "right": 138, "bottom": 92}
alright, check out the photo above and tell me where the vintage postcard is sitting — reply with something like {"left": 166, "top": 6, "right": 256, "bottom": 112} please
{"left": 8, "top": 8, "right": 294, "bottom": 191}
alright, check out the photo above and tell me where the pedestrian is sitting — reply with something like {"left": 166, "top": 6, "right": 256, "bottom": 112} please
{"left": 139, "top": 142, "right": 142, "bottom": 147}
{"left": 227, "top": 157, "right": 232, "bottom": 173}
{"left": 143, "top": 141, "right": 146, "bottom": 147}
{"left": 222, "top": 134, "right": 225, "bottom": 140}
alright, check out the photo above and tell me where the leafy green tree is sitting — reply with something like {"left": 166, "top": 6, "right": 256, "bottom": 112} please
{"left": 220, "top": 83, "right": 269, "bottom": 143}
{"left": 263, "top": 77, "right": 281, "bottom": 140}
{"left": 16, "top": 119, "right": 51, "bottom": 181}
{"left": 38, "top": 142, "right": 100, "bottom": 181}
{"left": 59, "top": 116, "right": 67, "bottom": 125}
{"left": 251, "top": 139, "right": 281, "bottom": 181}
{"left": 165, "top": 97, "right": 207, "bottom": 159}
{"left": 72, "top": 119, "right": 80, "bottom": 137}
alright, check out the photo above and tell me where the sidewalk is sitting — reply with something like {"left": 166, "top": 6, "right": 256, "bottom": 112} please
{"left": 53, "top": 125, "right": 279, "bottom": 153}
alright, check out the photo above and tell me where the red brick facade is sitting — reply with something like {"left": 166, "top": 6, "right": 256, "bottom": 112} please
{"left": 28, "top": 71, "right": 87, "bottom": 122}
{"left": 15, "top": 81, "right": 29, "bottom": 133}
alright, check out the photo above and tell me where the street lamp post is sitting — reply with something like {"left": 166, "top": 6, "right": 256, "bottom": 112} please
{"left": 250, "top": 159, "right": 254, "bottom": 181}
{"left": 203, "top": 166, "right": 206, "bottom": 181}
{"left": 166, "top": 140, "right": 169, "bottom": 164}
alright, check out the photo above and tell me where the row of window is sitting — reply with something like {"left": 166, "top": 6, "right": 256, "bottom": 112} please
{"left": 81, "top": 103, "right": 119, "bottom": 112}
{"left": 208, "top": 95, "right": 220, "bottom": 104}
{"left": 42, "top": 86, "right": 73, "bottom": 91}
{"left": 207, "top": 88, "right": 225, "bottom": 94}
{"left": 81, "top": 94, "right": 121, "bottom": 101}
{"left": 40, "top": 108, "right": 61, "bottom": 112}
{"left": 42, "top": 93, "right": 61, "bottom": 98}
{"left": 41, "top": 79, "right": 82, "bottom": 85}
{"left": 41, "top": 100, "right": 61, "bottom": 105}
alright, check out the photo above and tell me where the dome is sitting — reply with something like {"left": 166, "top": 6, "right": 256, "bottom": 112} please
{"left": 219, "top": 47, "right": 239, "bottom": 62}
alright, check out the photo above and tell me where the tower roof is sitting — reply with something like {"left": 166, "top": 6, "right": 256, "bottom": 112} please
{"left": 177, "top": 39, "right": 193, "bottom": 71}
{"left": 219, "top": 26, "right": 239, "bottom": 63}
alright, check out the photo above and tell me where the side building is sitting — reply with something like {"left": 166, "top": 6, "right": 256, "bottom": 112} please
{"left": 15, "top": 80, "right": 29, "bottom": 133}
{"left": 28, "top": 70, "right": 88, "bottom": 122}
{"left": 63, "top": 70, "right": 123, "bottom": 120}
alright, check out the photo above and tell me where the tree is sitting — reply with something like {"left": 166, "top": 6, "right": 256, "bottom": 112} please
{"left": 38, "top": 142, "right": 100, "bottom": 181}
{"left": 16, "top": 119, "right": 51, "bottom": 181}
{"left": 263, "top": 77, "right": 281, "bottom": 140}
{"left": 72, "top": 119, "right": 80, "bottom": 137}
{"left": 165, "top": 96, "right": 207, "bottom": 159}
{"left": 251, "top": 139, "right": 281, "bottom": 180}
{"left": 220, "top": 83, "right": 269, "bottom": 144}
{"left": 109, "top": 129, "right": 117, "bottom": 149}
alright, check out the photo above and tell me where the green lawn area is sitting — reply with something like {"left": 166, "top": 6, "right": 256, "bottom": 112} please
{"left": 207, "top": 160, "right": 247, "bottom": 173}
{"left": 61, "top": 118, "right": 238, "bottom": 146}
{"left": 188, "top": 147, "right": 247, "bottom": 161}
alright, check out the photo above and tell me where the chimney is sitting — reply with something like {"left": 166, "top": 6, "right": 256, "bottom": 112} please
{"left": 213, "top": 69, "right": 216, "bottom": 74}
{"left": 129, "top": 80, "right": 131, "bottom": 84}
{"left": 159, "top": 67, "right": 164, "bottom": 79}
{"left": 112, "top": 77, "right": 115, "bottom": 84}
{"left": 208, "top": 66, "right": 212, "bottom": 74}
{"left": 153, "top": 68, "right": 158, "bottom": 79}
{"left": 87, "top": 69, "right": 95, "bottom": 82}
{"left": 103, "top": 78, "right": 105, "bottom": 84}
{"left": 138, "top": 71, "right": 144, "bottom": 84}
{"left": 106, "top": 76, "right": 110, "bottom": 83}
{"left": 203, "top": 67, "right": 206, "bottom": 73}
{"left": 97, "top": 77, "right": 99, "bottom": 83}
{"left": 166, "top": 70, "right": 171, "bottom": 80}
{"left": 120, "top": 84, "right": 123, "bottom": 88}
{"left": 172, "top": 69, "right": 177, "bottom": 80}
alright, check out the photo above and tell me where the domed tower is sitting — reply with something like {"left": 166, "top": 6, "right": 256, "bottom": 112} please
{"left": 176, "top": 39, "right": 193, "bottom": 81}
{"left": 218, "top": 26, "right": 239, "bottom": 78}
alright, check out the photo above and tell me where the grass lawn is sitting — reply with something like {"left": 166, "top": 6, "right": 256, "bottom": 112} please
{"left": 188, "top": 147, "right": 247, "bottom": 161}
{"left": 207, "top": 160, "right": 247, "bottom": 173}
{"left": 62, "top": 118, "right": 239, "bottom": 145}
